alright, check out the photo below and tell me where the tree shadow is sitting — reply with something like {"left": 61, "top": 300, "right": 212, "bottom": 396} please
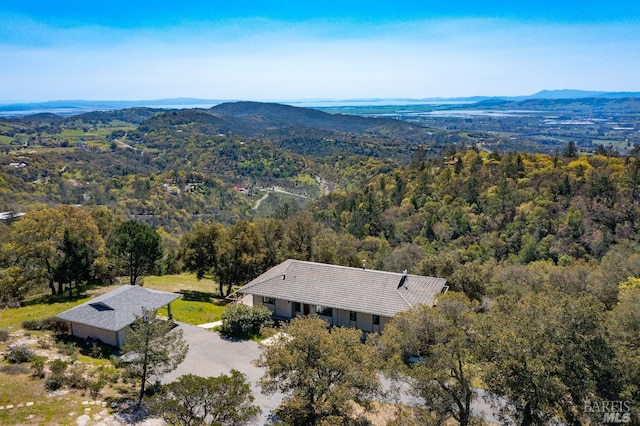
{"left": 219, "top": 334, "right": 244, "bottom": 343}
{"left": 178, "top": 290, "right": 227, "bottom": 305}
{"left": 20, "top": 282, "right": 112, "bottom": 306}
{"left": 21, "top": 290, "right": 91, "bottom": 306}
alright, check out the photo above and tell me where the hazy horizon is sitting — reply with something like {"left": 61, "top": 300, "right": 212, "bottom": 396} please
{"left": 2, "top": 1, "right": 639, "bottom": 102}
{"left": 0, "top": 88, "right": 638, "bottom": 105}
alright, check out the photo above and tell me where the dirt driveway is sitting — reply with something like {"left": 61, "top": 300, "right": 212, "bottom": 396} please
{"left": 162, "top": 322, "right": 283, "bottom": 425}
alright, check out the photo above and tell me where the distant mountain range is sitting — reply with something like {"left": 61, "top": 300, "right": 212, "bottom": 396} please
{"left": 1, "top": 90, "right": 640, "bottom": 117}
{"left": 526, "top": 89, "right": 640, "bottom": 99}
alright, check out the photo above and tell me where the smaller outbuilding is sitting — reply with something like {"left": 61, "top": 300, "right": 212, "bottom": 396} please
{"left": 56, "top": 285, "right": 180, "bottom": 347}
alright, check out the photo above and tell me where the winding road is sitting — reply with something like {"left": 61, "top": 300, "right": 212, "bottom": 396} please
{"left": 252, "top": 188, "right": 310, "bottom": 210}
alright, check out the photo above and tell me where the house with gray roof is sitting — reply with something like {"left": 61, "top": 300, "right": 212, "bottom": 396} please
{"left": 56, "top": 285, "right": 181, "bottom": 347}
{"left": 236, "top": 259, "right": 447, "bottom": 333}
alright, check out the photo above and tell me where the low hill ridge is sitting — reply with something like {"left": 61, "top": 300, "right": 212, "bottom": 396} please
{"left": 210, "top": 101, "right": 412, "bottom": 134}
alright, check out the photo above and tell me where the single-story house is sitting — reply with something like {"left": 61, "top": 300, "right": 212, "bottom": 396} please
{"left": 56, "top": 285, "right": 181, "bottom": 347}
{"left": 236, "top": 259, "right": 447, "bottom": 333}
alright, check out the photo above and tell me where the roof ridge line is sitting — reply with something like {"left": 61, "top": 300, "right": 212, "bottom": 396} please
{"left": 395, "top": 285, "right": 413, "bottom": 309}
{"left": 287, "top": 259, "right": 419, "bottom": 277}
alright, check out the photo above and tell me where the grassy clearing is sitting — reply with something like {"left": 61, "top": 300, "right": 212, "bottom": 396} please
{"left": 143, "top": 273, "right": 220, "bottom": 295}
{"left": 0, "top": 274, "right": 226, "bottom": 332}
{"left": 147, "top": 286, "right": 228, "bottom": 325}
{"left": 593, "top": 139, "right": 633, "bottom": 150}
{"left": 22, "top": 147, "right": 77, "bottom": 154}
{"left": 144, "top": 274, "right": 228, "bottom": 324}
{"left": 75, "top": 354, "right": 112, "bottom": 368}
{"left": 57, "top": 128, "right": 124, "bottom": 138}
{"left": 57, "top": 129, "right": 91, "bottom": 137}
{"left": 158, "top": 299, "right": 226, "bottom": 325}
{"left": 254, "top": 190, "right": 310, "bottom": 217}
{"left": 0, "top": 298, "right": 90, "bottom": 332}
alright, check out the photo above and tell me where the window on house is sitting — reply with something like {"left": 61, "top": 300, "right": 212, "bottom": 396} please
{"left": 373, "top": 315, "right": 380, "bottom": 325}
{"left": 349, "top": 311, "right": 357, "bottom": 322}
{"left": 263, "top": 297, "right": 276, "bottom": 304}
{"left": 294, "top": 302, "right": 301, "bottom": 312}
{"left": 316, "top": 305, "right": 333, "bottom": 316}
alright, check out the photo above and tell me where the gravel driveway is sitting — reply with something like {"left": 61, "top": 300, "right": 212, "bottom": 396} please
{"left": 161, "top": 322, "right": 283, "bottom": 425}
{"left": 162, "top": 322, "right": 499, "bottom": 425}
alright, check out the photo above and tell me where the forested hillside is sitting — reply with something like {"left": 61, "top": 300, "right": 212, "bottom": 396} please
{"left": 1, "top": 101, "right": 640, "bottom": 424}
{"left": 0, "top": 102, "right": 446, "bottom": 233}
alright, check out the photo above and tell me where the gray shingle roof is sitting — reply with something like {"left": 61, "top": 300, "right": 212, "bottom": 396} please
{"left": 56, "top": 285, "right": 181, "bottom": 332}
{"left": 238, "top": 260, "right": 447, "bottom": 317}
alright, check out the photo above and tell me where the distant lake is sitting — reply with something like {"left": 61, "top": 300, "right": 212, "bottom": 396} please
{"left": 289, "top": 100, "right": 477, "bottom": 108}
{"left": 0, "top": 99, "right": 480, "bottom": 118}
{"left": 421, "top": 109, "right": 539, "bottom": 118}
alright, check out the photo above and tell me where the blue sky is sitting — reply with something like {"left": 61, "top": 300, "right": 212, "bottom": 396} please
{"left": 1, "top": 1, "right": 639, "bottom": 101}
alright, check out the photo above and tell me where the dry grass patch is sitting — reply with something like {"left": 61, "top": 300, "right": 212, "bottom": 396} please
{"left": 143, "top": 273, "right": 220, "bottom": 295}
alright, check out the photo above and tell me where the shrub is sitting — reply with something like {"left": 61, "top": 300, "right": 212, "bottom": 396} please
{"left": 6, "top": 299, "right": 20, "bottom": 309}
{"left": 109, "top": 354, "right": 124, "bottom": 368}
{"left": 86, "top": 341, "right": 113, "bottom": 359}
{"left": 31, "top": 355, "right": 47, "bottom": 378}
{"left": 49, "top": 359, "right": 68, "bottom": 376}
{"left": 0, "top": 329, "right": 9, "bottom": 342}
{"left": 66, "top": 363, "right": 87, "bottom": 389}
{"left": 23, "top": 317, "right": 70, "bottom": 334}
{"left": 89, "top": 342, "right": 101, "bottom": 358}
{"left": 45, "top": 374, "right": 64, "bottom": 391}
{"left": 5, "top": 344, "right": 35, "bottom": 363}
{"left": 98, "top": 365, "right": 120, "bottom": 384}
{"left": 221, "top": 304, "right": 274, "bottom": 338}
{"left": 88, "top": 378, "right": 106, "bottom": 398}
{"left": 37, "top": 337, "right": 52, "bottom": 349}
{"left": 41, "top": 317, "right": 70, "bottom": 334}
{"left": 56, "top": 341, "right": 79, "bottom": 357}
{"left": 22, "top": 319, "right": 41, "bottom": 330}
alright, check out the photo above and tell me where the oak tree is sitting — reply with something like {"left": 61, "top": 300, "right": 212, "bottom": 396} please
{"left": 179, "top": 221, "right": 226, "bottom": 295}
{"left": 111, "top": 220, "right": 163, "bottom": 286}
{"left": 151, "top": 371, "right": 260, "bottom": 426}
{"left": 379, "top": 292, "right": 480, "bottom": 426}
{"left": 479, "top": 292, "right": 615, "bottom": 426}
{"left": 255, "top": 316, "right": 381, "bottom": 425}
{"left": 607, "top": 284, "right": 640, "bottom": 423}
{"left": 4, "top": 206, "right": 106, "bottom": 296}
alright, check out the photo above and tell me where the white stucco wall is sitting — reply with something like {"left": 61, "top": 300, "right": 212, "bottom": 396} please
{"left": 70, "top": 322, "right": 119, "bottom": 347}
{"left": 274, "top": 299, "right": 293, "bottom": 318}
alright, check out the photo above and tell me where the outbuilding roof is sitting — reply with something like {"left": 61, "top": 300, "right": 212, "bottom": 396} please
{"left": 56, "top": 285, "right": 180, "bottom": 332}
{"left": 237, "top": 259, "right": 447, "bottom": 317}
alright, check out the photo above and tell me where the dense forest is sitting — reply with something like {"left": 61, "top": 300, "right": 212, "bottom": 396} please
{"left": 1, "top": 101, "right": 640, "bottom": 424}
